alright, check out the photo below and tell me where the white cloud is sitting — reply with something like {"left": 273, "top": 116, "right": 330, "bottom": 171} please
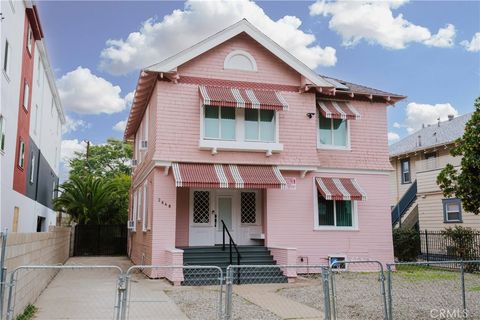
{"left": 113, "top": 120, "right": 127, "bottom": 132}
{"left": 388, "top": 132, "right": 400, "bottom": 143}
{"left": 309, "top": 1, "right": 455, "bottom": 49}
{"left": 61, "top": 139, "right": 87, "bottom": 164}
{"left": 460, "top": 32, "right": 480, "bottom": 52}
{"left": 404, "top": 102, "right": 459, "bottom": 133}
{"left": 393, "top": 122, "right": 402, "bottom": 128}
{"left": 99, "top": 0, "right": 337, "bottom": 75}
{"left": 124, "top": 91, "right": 135, "bottom": 106}
{"left": 57, "top": 67, "right": 129, "bottom": 114}
{"left": 63, "top": 115, "right": 90, "bottom": 134}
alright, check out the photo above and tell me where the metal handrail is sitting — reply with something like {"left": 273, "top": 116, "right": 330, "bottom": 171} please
{"left": 391, "top": 180, "right": 417, "bottom": 226}
{"left": 221, "top": 220, "right": 241, "bottom": 284}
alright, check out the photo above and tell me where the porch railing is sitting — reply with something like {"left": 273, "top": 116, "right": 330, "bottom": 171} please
{"left": 221, "top": 220, "right": 241, "bottom": 283}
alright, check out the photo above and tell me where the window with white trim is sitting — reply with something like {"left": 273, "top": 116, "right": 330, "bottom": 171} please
{"left": 18, "top": 140, "right": 25, "bottom": 168}
{"left": 3, "top": 39, "right": 10, "bottom": 76}
{"left": 27, "top": 26, "right": 33, "bottom": 54}
{"left": 317, "top": 191, "right": 354, "bottom": 228}
{"left": 443, "top": 198, "right": 462, "bottom": 223}
{"left": 204, "top": 106, "right": 236, "bottom": 140}
{"left": 245, "top": 109, "right": 275, "bottom": 142}
{"left": 23, "top": 81, "right": 30, "bottom": 110}
{"left": 29, "top": 154, "right": 35, "bottom": 183}
{"left": 241, "top": 192, "right": 257, "bottom": 224}
{"left": 142, "top": 183, "right": 148, "bottom": 231}
{"left": 193, "top": 191, "right": 210, "bottom": 224}
{"left": 224, "top": 50, "right": 257, "bottom": 72}
{"left": 0, "top": 115, "right": 5, "bottom": 152}
{"left": 401, "top": 158, "right": 411, "bottom": 184}
{"left": 318, "top": 114, "right": 347, "bottom": 147}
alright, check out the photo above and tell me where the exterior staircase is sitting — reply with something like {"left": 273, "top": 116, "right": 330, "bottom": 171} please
{"left": 180, "top": 245, "right": 288, "bottom": 285}
{"left": 392, "top": 180, "right": 418, "bottom": 228}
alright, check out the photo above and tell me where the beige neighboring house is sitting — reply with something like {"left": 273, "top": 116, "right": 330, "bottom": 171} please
{"left": 389, "top": 113, "right": 478, "bottom": 231}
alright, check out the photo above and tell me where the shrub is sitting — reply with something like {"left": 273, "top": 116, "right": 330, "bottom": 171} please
{"left": 393, "top": 228, "right": 421, "bottom": 261}
{"left": 441, "top": 226, "right": 479, "bottom": 272}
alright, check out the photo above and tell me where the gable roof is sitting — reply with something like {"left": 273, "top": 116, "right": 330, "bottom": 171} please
{"left": 145, "top": 19, "right": 335, "bottom": 88}
{"left": 389, "top": 113, "right": 472, "bottom": 157}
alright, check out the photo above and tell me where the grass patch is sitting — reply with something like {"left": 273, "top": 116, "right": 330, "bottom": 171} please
{"left": 469, "top": 285, "right": 480, "bottom": 292}
{"left": 15, "top": 304, "right": 37, "bottom": 320}
{"left": 396, "top": 265, "right": 457, "bottom": 282}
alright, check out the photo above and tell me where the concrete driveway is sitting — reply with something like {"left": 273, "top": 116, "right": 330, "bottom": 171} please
{"left": 32, "top": 256, "right": 188, "bottom": 320}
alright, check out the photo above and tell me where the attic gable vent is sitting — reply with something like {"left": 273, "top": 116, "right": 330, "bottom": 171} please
{"left": 224, "top": 50, "right": 257, "bottom": 72}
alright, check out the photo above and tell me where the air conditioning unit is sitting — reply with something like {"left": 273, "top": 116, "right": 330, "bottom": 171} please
{"left": 328, "top": 256, "right": 346, "bottom": 270}
{"left": 127, "top": 220, "right": 135, "bottom": 230}
{"left": 139, "top": 140, "right": 148, "bottom": 150}
{"left": 131, "top": 159, "right": 138, "bottom": 167}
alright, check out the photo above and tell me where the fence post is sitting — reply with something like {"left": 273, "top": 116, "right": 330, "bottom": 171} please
{"left": 425, "top": 230, "right": 429, "bottom": 262}
{"left": 224, "top": 267, "right": 233, "bottom": 320}
{"left": 118, "top": 273, "right": 129, "bottom": 320}
{"left": 387, "top": 265, "right": 393, "bottom": 320}
{"left": 378, "top": 267, "right": 388, "bottom": 320}
{"left": 321, "top": 267, "right": 332, "bottom": 320}
{"left": 460, "top": 261, "right": 466, "bottom": 316}
{"left": 0, "top": 230, "right": 7, "bottom": 320}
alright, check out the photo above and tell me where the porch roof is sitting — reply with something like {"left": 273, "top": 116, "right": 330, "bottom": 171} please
{"left": 315, "top": 177, "right": 367, "bottom": 201}
{"left": 172, "top": 163, "right": 287, "bottom": 189}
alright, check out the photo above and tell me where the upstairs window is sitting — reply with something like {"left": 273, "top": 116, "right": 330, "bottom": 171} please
{"left": 27, "top": 26, "right": 33, "bottom": 54}
{"left": 23, "top": 81, "right": 30, "bottom": 110}
{"left": 18, "top": 140, "right": 25, "bottom": 168}
{"left": 401, "top": 158, "right": 411, "bottom": 184}
{"left": 443, "top": 198, "right": 462, "bottom": 223}
{"left": 204, "top": 106, "right": 236, "bottom": 140}
{"left": 245, "top": 109, "right": 275, "bottom": 142}
{"left": 29, "top": 154, "right": 35, "bottom": 183}
{"left": 318, "top": 114, "right": 348, "bottom": 148}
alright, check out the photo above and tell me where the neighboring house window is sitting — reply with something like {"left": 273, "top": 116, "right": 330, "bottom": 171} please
{"left": 29, "top": 154, "right": 35, "bottom": 183}
{"left": 0, "top": 115, "right": 5, "bottom": 152}
{"left": 142, "top": 183, "right": 148, "bottom": 231}
{"left": 27, "top": 26, "right": 33, "bottom": 54}
{"left": 318, "top": 114, "right": 348, "bottom": 148}
{"left": 401, "top": 158, "right": 411, "bottom": 184}
{"left": 245, "top": 109, "right": 275, "bottom": 142}
{"left": 204, "top": 106, "right": 235, "bottom": 140}
{"left": 241, "top": 192, "right": 256, "bottom": 224}
{"left": 3, "top": 39, "right": 10, "bottom": 76}
{"left": 18, "top": 140, "right": 25, "bottom": 168}
{"left": 317, "top": 193, "right": 354, "bottom": 228}
{"left": 23, "top": 81, "right": 30, "bottom": 110}
{"left": 443, "top": 198, "right": 462, "bottom": 223}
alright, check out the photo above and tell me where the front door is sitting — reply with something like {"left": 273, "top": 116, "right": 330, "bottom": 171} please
{"left": 215, "top": 195, "right": 234, "bottom": 244}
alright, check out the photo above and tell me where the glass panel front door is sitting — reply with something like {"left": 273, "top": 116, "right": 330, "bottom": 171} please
{"left": 216, "top": 196, "right": 233, "bottom": 244}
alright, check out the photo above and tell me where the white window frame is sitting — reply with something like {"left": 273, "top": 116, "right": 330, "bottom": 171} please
{"left": 313, "top": 179, "right": 358, "bottom": 231}
{"left": 190, "top": 189, "right": 213, "bottom": 227}
{"left": 244, "top": 109, "right": 276, "bottom": 143}
{"left": 317, "top": 114, "right": 350, "bottom": 150}
{"left": 142, "top": 183, "right": 148, "bottom": 232}
{"left": 23, "top": 81, "right": 30, "bottom": 110}
{"left": 199, "top": 105, "right": 283, "bottom": 153}
{"left": 3, "top": 39, "right": 10, "bottom": 79}
{"left": 0, "top": 115, "right": 5, "bottom": 153}
{"left": 443, "top": 198, "right": 462, "bottom": 223}
{"left": 18, "top": 140, "right": 25, "bottom": 168}
{"left": 401, "top": 158, "right": 411, "bottom": 184}
{"left": 29, "top": 154, "right": 35, "bottom": 183}
{"left": 203, "top": 106, "right": 236, "bottom": 141}
{"left": 27, "top": 26, "right": 33, "bottom": 54}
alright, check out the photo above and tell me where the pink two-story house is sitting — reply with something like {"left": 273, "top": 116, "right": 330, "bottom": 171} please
{"left": 125, "top": 19, "right": 405, "bottom": 283}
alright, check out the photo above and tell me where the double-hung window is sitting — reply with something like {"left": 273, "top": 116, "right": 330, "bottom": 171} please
{"left": 204, "top": 106, "right": 236, "bottom": 140}
{"left": 318, "top": 114, "right": 348, "bottom": 148}
{"left": 443, "top": 198, "right": 462, "bottom": 223}
{"left": 317, "top": 194, "right": 354, "bottom": 228}
{"left": 245, "top": 109, "right": 275, "bottom": 142}
{"left": 401, "top": 158, "right": 411, "bottom": 184}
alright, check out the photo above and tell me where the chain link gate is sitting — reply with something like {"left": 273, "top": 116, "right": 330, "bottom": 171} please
{"left": 121, "top": 265, "right": 224, "bottom": 320}
{"left": 6, "top": 265, "right": 123, "bottom": 320}
{"left": 328, "top": 260, "right": 388, "bottom": 320}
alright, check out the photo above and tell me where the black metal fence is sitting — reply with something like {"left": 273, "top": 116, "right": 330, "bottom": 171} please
{"left": 73, "top": 224, "right": 127, "bottom": 256}
{"left": 420, "top": 230, "right": 480, "bottom": 261}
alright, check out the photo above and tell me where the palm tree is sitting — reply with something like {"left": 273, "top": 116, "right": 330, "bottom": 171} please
{"left": 54, "top": 175, "right": 116, "bottom": 224}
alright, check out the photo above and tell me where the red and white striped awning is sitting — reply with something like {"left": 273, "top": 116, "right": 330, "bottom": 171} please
{"left": 315, "top": 177, "right": 367, "bottom": 201}
{"left": 317, "top": 100, "right": 361, "bottom": 120}
{"left": 172, "top": 163, "right": 287, "bottom": 189}
{"left": 199, "top": 85, "right": 289, "bottom": 110}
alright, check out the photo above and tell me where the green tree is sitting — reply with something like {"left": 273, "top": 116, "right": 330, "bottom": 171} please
{"left": 69, "top": 138, "right": 133, "bottom": 179}
{"left": 437, "top": 97, "right": 480, "bottom": 215}
{"left": 53, "top": 176, "right": 117, "bottom": 224}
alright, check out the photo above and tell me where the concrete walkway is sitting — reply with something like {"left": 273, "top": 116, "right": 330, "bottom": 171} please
{"left": 33, "top": 256, "right": 188, "bottom": 320}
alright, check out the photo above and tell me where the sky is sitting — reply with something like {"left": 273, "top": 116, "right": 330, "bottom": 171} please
{"left": 34, "top": 0, "right": 480, "bottom": 173}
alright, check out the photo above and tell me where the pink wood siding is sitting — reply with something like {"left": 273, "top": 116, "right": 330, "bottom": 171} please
{"left": 265, "top": 171, "right": 394, "bottom": 266}
{"left": 175, "top": 187, "right": 190, "bottom": 247}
